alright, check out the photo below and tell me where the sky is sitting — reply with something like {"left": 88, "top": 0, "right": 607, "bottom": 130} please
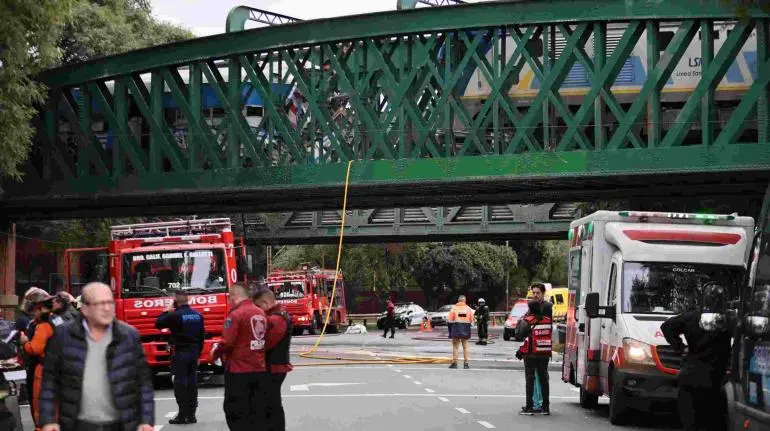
{"left": 150, "top": 0, "right": 485, "bottom": 37}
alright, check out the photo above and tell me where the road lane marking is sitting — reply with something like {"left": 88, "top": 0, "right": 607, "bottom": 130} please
{"left": 290, "top": 382, "right": 364, "bottom": 391}
{"left": 455, "top": 407, "right": 471, "bottom": 414}
{"left": 164, "top": 411, "right": 177, "bottom": 419}
{"left": 425, "top": 388, "right": 435, "bottom": 393}
{"left": 154, "top": 426, "right": 165, "bottom": 431}
{"left": 403, "top": 375, "right": 412, "bottom": 379}
{"left": 395, "top": 369, "right": 403, "bottom": 373}
{"left": 387, "top": 364, "right": 393, "bottom": 367}
{"left": 478, "top": 421, "right": 496, "bottom": 429}
{"left": 570, "top": 387, "right": 580, "bottom": 393}
{"left": 414, "top": 381, "right": 422, "bottom": 385}
{"left": 291, "top": 366, "right": 528, "bottom": 372}
{"left": 154, "top": 394, "right": 577, "bottom": 400}
{"left": 438, "top": 397, "right": 450, "bottom": 402}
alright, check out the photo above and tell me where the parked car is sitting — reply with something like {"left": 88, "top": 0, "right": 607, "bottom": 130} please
{"left": 376, "top": 303, "right": 427, "bottom": 329}
{"left": 428, "top": 304, "right": 453, "bottom": 327}
{"left": 503, "top": 300, "right": 530, "bottom": 341}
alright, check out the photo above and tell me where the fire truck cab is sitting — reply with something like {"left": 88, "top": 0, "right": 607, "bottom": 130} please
{"left": 265, "top": 265, "right": 347, "bottom": 335}
{"left": 563, "top": 210, "right": 754, "bottom": 425}
{"left": 66, "top": 218, "right": 242, "bottom": 374}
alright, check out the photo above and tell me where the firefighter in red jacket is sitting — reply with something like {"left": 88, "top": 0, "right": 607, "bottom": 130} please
{"left": 515, "top": 300, "right": 552, "bottom": 415}
{"left": 253, "top": 288, "right": 294, "bottom": 431}
{"left": 213, "top": 283, "right": 269, "bottom": 431}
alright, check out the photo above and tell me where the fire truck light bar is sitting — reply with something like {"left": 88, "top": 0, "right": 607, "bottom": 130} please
{"left": 618, "top": 211, "right": 736, "bottom": 221}
{"left": 110, "top": 218, "right": 232, "bottom": 240}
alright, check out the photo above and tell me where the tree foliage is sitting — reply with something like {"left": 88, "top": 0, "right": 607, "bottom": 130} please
{"left": 0, "top": 0, "right": 192, "bottom": 180}
{"left": 0, "top": 0, "right": 76, "bottom": 178}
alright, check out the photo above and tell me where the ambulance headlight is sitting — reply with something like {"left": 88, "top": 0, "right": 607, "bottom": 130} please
{"left": 622, "top": 338, "right": 655, "bottom": 366}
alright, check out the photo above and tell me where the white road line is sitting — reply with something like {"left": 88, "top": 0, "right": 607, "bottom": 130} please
{"left": 478, "top": 421, "right": 496, "bottom": 429}
{"left": 455, "top": 407, "right": 471, "bottom": 414}
{"left": 164, "top": 411, "right": 177, "bottom": 419}
{"left": 292, "top": 366, "right": 526, "bottom": 372}
{"left": 413, "top": 381, "right": 422, "bottom": 385}
{"left": 570, "top": 387, "right": 580, "bottom": 393}
{"left": 154, "top": 394, "right": 578, "bottom": 401}
{"left": 403, "top": 375, "right": 412, "bottom": 379}
{"left": 438, "top": 397, "right": 450, "bottom": 403}
{"left": 154, "top": 426, "right": 165, "bottom": 431}
{"left": 425, "top": 388, "right": 435, "bottom": 393}
{"left": 395, "top": 369, "right": 403, "bottom": 373}
{"left": 387, "top": 364, "right": 393, "bottom": 367}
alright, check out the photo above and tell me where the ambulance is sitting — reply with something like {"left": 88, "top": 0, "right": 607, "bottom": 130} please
{"left": 562, "top": 210, "right": 754, "bottom": 425}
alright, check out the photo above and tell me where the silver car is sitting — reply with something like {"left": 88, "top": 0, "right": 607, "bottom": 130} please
{"left": 429, "top": 304, "right": 453, "bottom": 326}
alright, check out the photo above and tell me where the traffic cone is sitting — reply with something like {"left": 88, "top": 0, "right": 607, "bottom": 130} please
{"left": 426, "top": 319, "right": 432, "bottom": 332}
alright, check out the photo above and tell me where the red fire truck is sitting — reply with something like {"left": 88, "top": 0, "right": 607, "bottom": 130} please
{"left": 65, "top": 218, "right": 243, "bottom": 374}
{"left": 265, "top": 265, "right": 347, "bottom": 335}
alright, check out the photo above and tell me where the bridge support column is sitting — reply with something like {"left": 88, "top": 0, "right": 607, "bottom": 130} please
{"left": 0, "top": 223, "right": 18, "bottom": 320}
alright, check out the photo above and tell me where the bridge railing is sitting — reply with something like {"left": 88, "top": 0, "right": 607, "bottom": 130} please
{"left": 7, "top": 0, "right": 770, "bottom": 218}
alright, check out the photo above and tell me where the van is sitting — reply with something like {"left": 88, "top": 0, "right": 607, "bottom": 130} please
{"left": 562, "top": 211, "right": 754, "bottom": 425}
{"left": 526, "top": 287, "right": 568, "bottom": 322}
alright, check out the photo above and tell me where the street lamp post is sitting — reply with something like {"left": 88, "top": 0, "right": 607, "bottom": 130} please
{"left": 505, "top": 240, "right": 510, "bottom": 311}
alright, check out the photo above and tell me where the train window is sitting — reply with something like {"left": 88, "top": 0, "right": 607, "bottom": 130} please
{"left": 245, "top": 106, "right": 263, "bottom": 117}
{"left": 698, "top": 30, "right": 720, "bottom": 40}
{"left": 527, "top": 39, "right": 543, "bottom": 57}
{"left": 658, "top": 31, "right": 675, "bottom": 51}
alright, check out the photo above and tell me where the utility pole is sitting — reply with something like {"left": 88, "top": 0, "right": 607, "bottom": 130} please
{"left": 505, "top": 240, "right": 510, "bottom": 311}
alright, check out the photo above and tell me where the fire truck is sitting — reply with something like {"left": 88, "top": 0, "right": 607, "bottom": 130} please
{"left": 65, "top": 218, "right": 244, "bottom": 374}
{"left": 265, "top": 265, "right": 347, "bottom": 335}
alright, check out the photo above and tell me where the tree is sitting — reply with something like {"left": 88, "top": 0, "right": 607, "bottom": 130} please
{"left": 0, "top": 0, "right": 76, "bottom": 179}
{"left": 0, "top": 0, "right": 192, "bottom": 180}
{"left": 534, "top": 240, "right": 569, "bottom": 286}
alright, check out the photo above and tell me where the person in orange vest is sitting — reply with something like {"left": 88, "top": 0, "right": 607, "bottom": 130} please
{"left": 447, "top": 295, "right": 474, "bottom": 369}
{"left": 18, "top": 289, "right": 62, "bottom": 431}
{"left": 515, "top": 300, "right": 552, "bottom": 415}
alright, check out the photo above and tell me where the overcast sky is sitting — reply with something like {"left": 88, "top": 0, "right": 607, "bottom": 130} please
{"left": 150, "top": 0, "right": 485, "bottom": 37}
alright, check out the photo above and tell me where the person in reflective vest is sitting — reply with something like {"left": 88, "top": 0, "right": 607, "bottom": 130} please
{"left": 447, "top": 295, "right": 474, "bottom": 369}
{"left": 515, "top": 300, "right": 552, "bottom": 415}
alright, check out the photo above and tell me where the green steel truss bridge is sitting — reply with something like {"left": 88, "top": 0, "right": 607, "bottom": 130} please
{"left": 241, "top": 203, "right": 578, "bottom": 244}
{"left": 3, "top": 0, "right": 770, "bottom": 221}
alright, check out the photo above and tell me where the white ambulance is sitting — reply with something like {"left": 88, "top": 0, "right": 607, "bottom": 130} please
{"left": 561, "top": 210, "right": 754, "bottom": 425}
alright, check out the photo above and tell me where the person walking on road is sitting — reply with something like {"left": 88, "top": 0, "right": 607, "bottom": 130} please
{"left": 382, "top": 298, "right": 396, "bottom": 339}
{"left": 661, "top": 282, "right": 732, "bottom": 431}
{"left": 155, "top": 290, "right": 205, "bottom": 425}
{"left": 516, "top": 300, "right": 552, "bottom": 416}
{"left": 475, "top": 298, "right": 490, "bottom": 345}
{"left": 448, "top": 295, "right": 474, "bottom": 369}
{"left": 19, "top": 289, "right": 62, "bottom": 431}
{"left": 213, "top": 283, "right": 269, "bottom": 431}
{"left": 38, "top": 281, "right": 155, "bottom": 431}
{"left": 254, "top": 288, "right": 294, "bottom": 431}
{"left": 529, "top": 283, "right": 553, "bottom": 318}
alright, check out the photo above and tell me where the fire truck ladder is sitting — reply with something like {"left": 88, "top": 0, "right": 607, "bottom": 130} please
{"left": 109, "top": 218, "right": 233, "bottom": 240}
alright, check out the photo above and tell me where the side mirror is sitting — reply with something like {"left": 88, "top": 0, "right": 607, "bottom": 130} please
{"left": 585, "top": 292, "right": 600, "bottom": 318}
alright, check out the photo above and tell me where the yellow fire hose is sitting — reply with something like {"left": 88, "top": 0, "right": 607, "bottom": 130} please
{"left": 295, "top": 161, "right": 452, "bottom": 366}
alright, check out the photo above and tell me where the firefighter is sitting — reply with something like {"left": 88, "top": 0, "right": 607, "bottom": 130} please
{"left": 448, "top": 295, "right": 474, "bottom": 369}
{"left": 382, "top": 297, "right": 396, "bottom": 339}
{"left": 661, "top": 282, "right": 732, "bottom": 431}
{"left": 18, "top": 289, "right": 62, "bottom": 431}
{"left": 515, "top": 300, "right": 552, "bottom": 415}
{"left": 155, "top": 290, "right": 205, "bottom": 425}
{"left": 253, "top": 288, "right": 294, "bottom": 431}
{"left": 213, "top": 283, "right": 269, "bottom": 431}
{"left": 475, "top": 298, "right": 490, "bottom": 345}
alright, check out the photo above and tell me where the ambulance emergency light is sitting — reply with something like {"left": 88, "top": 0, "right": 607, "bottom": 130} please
{"left": 618, "top": 211, "right": 737, "bottom": 222}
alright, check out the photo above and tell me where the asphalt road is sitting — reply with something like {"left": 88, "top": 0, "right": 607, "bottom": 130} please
{"left": 19, "top": 328, "right": 681, "bottom": 431}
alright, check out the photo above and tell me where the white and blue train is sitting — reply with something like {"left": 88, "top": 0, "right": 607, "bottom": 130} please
{"left": 446, "top": 22, "right": 758, "bottom": 134}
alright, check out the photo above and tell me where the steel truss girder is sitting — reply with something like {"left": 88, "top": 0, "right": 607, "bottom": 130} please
{"left": 243, "top": 203, "right": 577, "bottom": 244}
{"left": 5, "top": 1, "right": 770, "bottom": 218}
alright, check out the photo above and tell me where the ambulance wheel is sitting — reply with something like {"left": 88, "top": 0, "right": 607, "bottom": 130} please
{"left": 609, "top": 372, "right": 629, "bottom": 425}
{"left": 579, "top": 386, "right": 599, "bottom": 409}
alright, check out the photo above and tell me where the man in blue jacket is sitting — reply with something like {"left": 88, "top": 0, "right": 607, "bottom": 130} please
{"left": 38, "top": 282, "right": 154, "bottom": 431}
{"left": 156, "top": 290, "right": 205, "bottom": 425}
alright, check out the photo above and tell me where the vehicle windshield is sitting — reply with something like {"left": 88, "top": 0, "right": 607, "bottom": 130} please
{"left": 268, "top": 281, "right": 306, "bottom": 299}
{"left": 510, "top": 302, "right": 529, "bottom": 317}
{"left": 622, "top": 261, "right": 742, "bottom": 314}
{"left": 438, "top": 305, "right": 453, "bottom": 312}
{"left": 122, "top": 249, "right": 227, "bottom": 298}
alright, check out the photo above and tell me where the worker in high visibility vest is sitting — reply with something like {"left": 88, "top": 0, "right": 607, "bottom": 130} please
{"left": 447, "top": 295, "right": 474, "bottom": 369}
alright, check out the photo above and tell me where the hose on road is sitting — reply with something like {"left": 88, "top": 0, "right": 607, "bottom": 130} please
{"left": 295, "top": 161, "right": 452, "bottom": 367}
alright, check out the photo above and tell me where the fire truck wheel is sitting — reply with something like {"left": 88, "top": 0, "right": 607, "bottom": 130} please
{"left": 579, "top": 386, "right": 599, "bottom": 409}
